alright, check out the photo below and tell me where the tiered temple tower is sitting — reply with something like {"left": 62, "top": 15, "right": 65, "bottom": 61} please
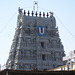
{"left": 6, "top": 8, "right": 65, "bottom": 70}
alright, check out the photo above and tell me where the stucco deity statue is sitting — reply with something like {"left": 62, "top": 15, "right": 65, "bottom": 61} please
{"left": 18, "top": 7, "right": 23, "bottom": 15}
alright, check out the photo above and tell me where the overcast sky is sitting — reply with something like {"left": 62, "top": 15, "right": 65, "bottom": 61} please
{"left": 0, "top": 0, "right": 75, "bottom": 66}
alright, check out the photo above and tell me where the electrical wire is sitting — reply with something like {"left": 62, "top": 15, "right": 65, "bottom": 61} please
{"left": 0, "top": 7, "right": 75, "bottom": 40}
{"left": 55, "top": 15, "right": 75, "bottom": 39}
{"left": 0, "top": 11, "right": 17, "bottom": 34}
{"left": 38, "top": 7, "right": 75, "bottom": 39}
{"left": 0, "top": 7, "right": 32, "bottom": 34}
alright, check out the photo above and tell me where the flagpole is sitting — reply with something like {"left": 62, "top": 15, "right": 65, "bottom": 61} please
{"left": 33, "top": 1, "right": 38, "bottom": 14}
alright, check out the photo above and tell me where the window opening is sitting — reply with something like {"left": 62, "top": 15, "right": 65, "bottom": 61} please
{"left": 41, "top": 42, "right": 44, "bottom": 48}
{"left": 42, "top": 54, "right": 46, "bottom": 60}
